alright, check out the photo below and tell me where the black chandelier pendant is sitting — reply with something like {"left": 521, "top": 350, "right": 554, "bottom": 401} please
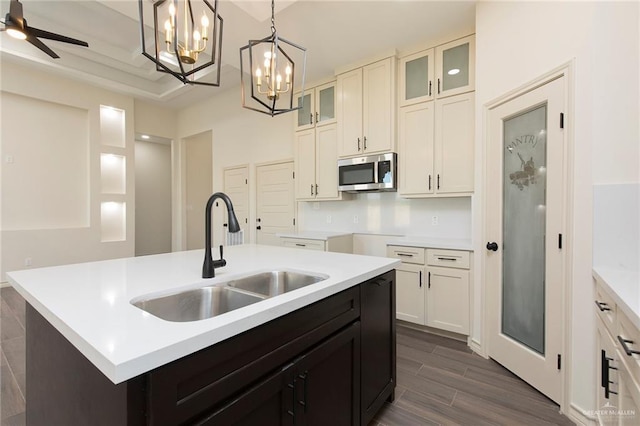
{"left": 139, "top": 0, "right": 223, "bottom": 86}
{"left": 239, "top": 0, "right": 306, "bottom": 116}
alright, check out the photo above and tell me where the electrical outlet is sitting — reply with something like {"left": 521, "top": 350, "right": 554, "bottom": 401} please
{"left": 431, "top": 216, "right": 439, "bottom": 226}
{"left": 326, "top": 215, "right": 332, "bottom": 224}
{"left": 24, "top": 257, "right": 32, "bottom": 267}
{"left": 353, "top": 215, "right": 359, "bottom": 224}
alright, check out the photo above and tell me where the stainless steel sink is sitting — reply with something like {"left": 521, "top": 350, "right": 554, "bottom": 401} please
{"left": 226, "top": 270, "right": 327, "bottom": 297}
{"left": 131, "top": 270, "right": 328, "bottom": 322}
{"left": 132, "top": 286, "right": 266, "bottom": 322}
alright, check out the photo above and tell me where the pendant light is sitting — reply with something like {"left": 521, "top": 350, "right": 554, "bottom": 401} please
{"left": 138, "top": 0, "right": 223, "bottom": 86}
{"left": 239, "top": 0, "right": 306, "bottom": 116}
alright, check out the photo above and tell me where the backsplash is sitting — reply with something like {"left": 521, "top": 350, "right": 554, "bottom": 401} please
{"left": 298, "top": 193, "right": 472, "bottom": 240}
{"left": 593, "top": 183, "right": 640, "bottom": 270}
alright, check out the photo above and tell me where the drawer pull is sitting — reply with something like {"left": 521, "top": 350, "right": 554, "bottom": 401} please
{"left": 617, "top": 336, "right": 640, "bottom": 356}
{"left": 594, "top": 300, "right": 611, "bottom": 312}
{"left": 396, "top": 253, "right": 414, "bottom": 257}
{"left": 295, "top": 243, "right": 306, "bottom": 247}
{"left": 437, "top": 257, "right": 457, "bottom": 261}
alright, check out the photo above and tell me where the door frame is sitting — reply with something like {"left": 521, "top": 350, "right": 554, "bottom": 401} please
{"left": 481, "top": 62, "right": 575, "bottom": 411}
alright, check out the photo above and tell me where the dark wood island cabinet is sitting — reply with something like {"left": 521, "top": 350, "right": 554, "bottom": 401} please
{"left": 26, "top": 271, "right": 396, "bottom": 425}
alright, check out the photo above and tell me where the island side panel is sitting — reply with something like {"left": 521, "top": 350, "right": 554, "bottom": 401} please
{"left": 26, "top": 304, "right": 145, "bottom": 426}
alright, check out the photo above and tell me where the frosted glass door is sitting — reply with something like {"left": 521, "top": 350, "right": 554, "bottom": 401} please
{"left": 316, "top": 83, "right": 336, "bottom": 125}
{"left": 296, "top": 92, "right": 314, "bottom": 130}
{"left": 400, "top": 50, "right": 434, "bottom": 106}
{"left": 502, "top": 105, "right": 547, "bottom": 354}
{"left": 435, "top": 35, "right": 475, "bottom": 98}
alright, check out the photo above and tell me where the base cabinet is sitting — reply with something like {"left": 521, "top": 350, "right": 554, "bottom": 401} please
{"left": 388, "top": 245, "right": 470, "bottom": 335}
{"left": 594, "top": 275, "right": 640, "bottom": 426}
{"left": 26, "top": 272, "right": 395, "bottom": 426}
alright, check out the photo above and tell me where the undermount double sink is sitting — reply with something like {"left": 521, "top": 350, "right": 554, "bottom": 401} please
{"left": 131, "top": 270, "right": 328, "bottom": 322}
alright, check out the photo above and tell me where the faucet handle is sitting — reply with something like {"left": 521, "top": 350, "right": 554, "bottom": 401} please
{"left": 219, "top": 244, "right": 224, "bottom": 260}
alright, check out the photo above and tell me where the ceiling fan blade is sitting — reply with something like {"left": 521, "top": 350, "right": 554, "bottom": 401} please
{"left": 25, "top": 32, "right": 59, "bottom": 58}
{"left": 9, "top": 0, "right": 24, "bottom": 26}
{"left": 27, "top": 26, "right": 88, "bottom": 47}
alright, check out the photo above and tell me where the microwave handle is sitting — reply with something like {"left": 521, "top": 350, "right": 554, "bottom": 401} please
{"left": 373, "top": 158, "right": 379, "bottom": 184}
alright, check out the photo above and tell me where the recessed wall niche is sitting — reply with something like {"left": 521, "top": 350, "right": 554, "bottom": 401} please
{"left": 100, "top": 154, "right": 126, "bottom": 194}
{"left": 101, "top": 202, "right": 126, "bottom": 242}
{"left": 100, "top": 106, "right": 125, "bottom": 147}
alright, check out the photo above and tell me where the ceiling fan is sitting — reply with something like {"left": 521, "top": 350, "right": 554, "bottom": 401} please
{"left": 1, "top": 0, "right": 88, "bottom": 59}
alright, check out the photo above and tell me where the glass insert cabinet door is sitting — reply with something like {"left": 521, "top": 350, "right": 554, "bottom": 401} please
{"left": 399, "top": 49, "right": 435, "bottom": 106}
{"left": 501, "top": 104, "right": 547, "bottom": 355}
{"left": 435, "top": 35, "right": 475, "bottom": 98}
{"left": 294, "top": 82, "right": 336, "bottom": 130}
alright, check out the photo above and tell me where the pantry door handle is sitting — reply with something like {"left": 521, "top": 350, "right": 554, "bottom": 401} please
{"left": 486, "top": 242, "right": 498, "bottom": 251}
{"left": 419, "top": 270, "right": 422, "bottom": 288}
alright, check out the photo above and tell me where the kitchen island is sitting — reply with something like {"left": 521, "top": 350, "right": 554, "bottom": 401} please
{"left": 8, "top": 244, "right": 399, "bottom": 425}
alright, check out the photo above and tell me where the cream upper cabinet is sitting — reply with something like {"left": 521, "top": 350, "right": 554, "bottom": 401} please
{"left": 294, "top": 123, "right": 343, "bottom": 201}
{"left": 434, "top": 92, "right": 475, "bottom": 194}
{"left": 398, "top": 92, "right": 474, "bottom": 197}
{"left": 294, "top": 81, "right": 336, "bottom": 132}
{"left": 399, "top": 35, "right": 475, "bottom": 106}
{"left": 399, "top": 49, "right": 435, "bottom": 107}
{"left": 337, "top": 57, "right": 396, "bottom": 158}
{"left": 435, "top": 35, "right": 475, "bottom": 98}
{"left": 399, "top": 102, "right": 435, "bottom": 196}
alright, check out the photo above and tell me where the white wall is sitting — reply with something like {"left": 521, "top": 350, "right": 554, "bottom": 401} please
{"left": 0, "top": 61, "right": 135, "bottom": 281}
{"left": 475, "top": 0, "right": 639, "bottom": 417}
{"left": 177, "top": 87, "right": 295, "bottom": 247}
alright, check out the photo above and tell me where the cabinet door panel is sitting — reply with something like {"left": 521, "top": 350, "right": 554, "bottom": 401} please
{"left": 316, "top": 82, "right": 337, "bottom": 126}
{"left": 337, "top": 68, "right": 363, "bottom": 157}
{"left": 399, "top": 102, "right": 435, "bottom": 196}
{"left": 361, "top": 272, "right": 396, "bottom": 425}
{"left": 435, "top": 92, "right": 475, "bottom": 194}
{"left": 363, "top": 58, "right": 393, "bottom": 154}
{"left": 199, "top": 365, "right": 295, "bottom": 426}
{"left": 400, "top": 49, "right": 435, "bottom": 106}
{"left": 435, "top": 35, "right": 475, "bottom": 98}
{"left": 295, "top": 129, "right": 316, "bottom": 200}
{"left": 295, "top": 322, "right": 360, "bottom": 426}
{"left": 295, "top": 91, "right": 315, "bottom": 131}
{"left": 426, "top": 266, "right": 469, "bottom": 334}
{"left": 396, "top": 264, "right": 425, "bottom": 324}
{"left": 315, "top": 123, "right": 340, "bottom": 199}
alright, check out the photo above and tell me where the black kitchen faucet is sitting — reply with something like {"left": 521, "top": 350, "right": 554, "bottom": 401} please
{"left": 202, "top": 192, "right": 241, "bottom": 278}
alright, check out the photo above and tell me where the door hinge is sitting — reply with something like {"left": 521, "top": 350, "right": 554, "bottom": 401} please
{"left": 560, "top": 113, "right": 564, "bottom": 129}
{"left": 557, "top": 354, "right": 562, "bottom": 370}
{"left": 292, "top": 172, "right": 295, "bottom": 179}
{"left": 245, "top": 178, "right": 248, "bottom": 184}
{"left": 558, "top": 233, "right": 563, "bottom": 249}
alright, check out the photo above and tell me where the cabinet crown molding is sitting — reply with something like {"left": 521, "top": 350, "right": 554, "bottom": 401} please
{"left": 334, "top": 49, "right": 398, "bottom": 76}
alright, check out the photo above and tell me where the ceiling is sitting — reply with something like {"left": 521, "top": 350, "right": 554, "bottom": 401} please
{"left": 0, "top": 0, "right": 476, "bottom": 110}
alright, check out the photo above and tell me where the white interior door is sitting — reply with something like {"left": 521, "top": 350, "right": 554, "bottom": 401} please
{"left": 485, "top": 76, "right": 566, "bottom": 404}
{"left": 256, "top": 161, "right": 295, "bottom": 246}
{"left": 223, "top": 165, "right": 249, "bottom": 244}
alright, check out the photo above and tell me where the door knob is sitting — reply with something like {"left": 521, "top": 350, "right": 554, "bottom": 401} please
{"left": 486, "top": 242, "right": 499, "bottom": 251}
{"left": 256, "top": 226, "right": 262, "bottom": 230}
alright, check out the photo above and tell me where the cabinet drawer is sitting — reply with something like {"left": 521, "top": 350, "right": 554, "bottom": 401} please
{"left": 282, "top": 238, "right": 326, "bottom": 251}
{"left": 594, "top": 280, "right": 617, "bottom": 336}
{"left": 617, "top": 310, "right": 640, "bottom": 384}
{"left": 426, "top": 249, "right": 469, "bottom": 269}
{"left": 387, "top": 245, "right": 425, "bottom": 265}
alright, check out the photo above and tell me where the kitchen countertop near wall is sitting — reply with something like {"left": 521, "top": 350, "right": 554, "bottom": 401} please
{"left": 387, "top": 237, "right": 473, "bottom": 251}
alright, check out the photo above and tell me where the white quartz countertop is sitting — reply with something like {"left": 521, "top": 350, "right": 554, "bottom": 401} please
{"left": 277, "top": 231, "right": 353, "bottom": 240}
{"left": 593, "top": 266, "right": 640, "bottom": 329}
{"left": 387, "top": 237, "right": 474, "bottom": 251}
{"left": 7, "top": 244, "right": 399, "bottom": 384}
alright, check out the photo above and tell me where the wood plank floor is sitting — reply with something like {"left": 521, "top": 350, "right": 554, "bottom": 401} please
{"left": 0, "top": 286, "right": 574, "bottom": 425}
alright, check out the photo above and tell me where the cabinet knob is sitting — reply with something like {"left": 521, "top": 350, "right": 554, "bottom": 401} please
{"left": 486, "top": 242, "right": 499, "bottom": 251}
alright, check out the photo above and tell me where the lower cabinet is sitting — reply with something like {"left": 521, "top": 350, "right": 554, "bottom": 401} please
{"left": 205, "top": 323, "right": 361, "bottom": 426}
{"left": 388, "top": 245, "right": 471, "bottom": 335}
{"left": 27, "top": 272, "right": 395, "bottom": 426}
{"left": 280, "top": 234, "right": 353, "bottom": 253}
{"left": 594, "top": 275, "right": 640, "bottom": 425}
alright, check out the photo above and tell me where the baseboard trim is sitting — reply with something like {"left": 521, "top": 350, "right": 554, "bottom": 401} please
{"left": 568, "top": 402, "right": 597, "bottom": 426}
{"left": 469, "top": 338, "right": 488, "bottom": 358}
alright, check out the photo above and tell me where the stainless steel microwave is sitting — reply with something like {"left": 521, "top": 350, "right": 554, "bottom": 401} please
{"left": 338, "top": 152, "right": 397, "bottom": 192}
